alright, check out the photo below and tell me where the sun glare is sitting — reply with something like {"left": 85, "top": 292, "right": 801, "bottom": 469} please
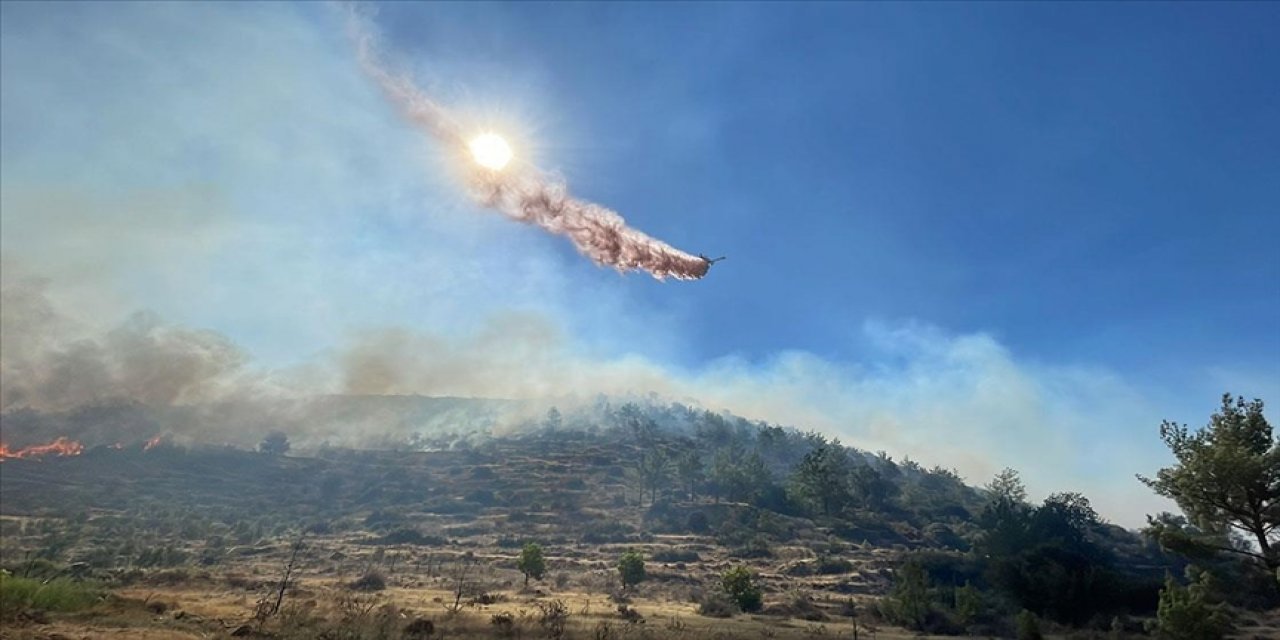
{"left": 469, "top": 133, "right": 513, "bottom": 171}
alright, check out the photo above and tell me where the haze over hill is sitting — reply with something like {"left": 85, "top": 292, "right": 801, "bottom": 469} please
{"left": 3, "top": 1, "right": 1277, "bottom": 535}
{"left": 0, "top": 261, "right": 1210, "bottom": 530}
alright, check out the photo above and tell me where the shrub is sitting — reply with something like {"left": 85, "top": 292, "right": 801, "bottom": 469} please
{"left": 364, "top": 510, "right": 407, "bottom": 529}
{"left": 135, "top": 545, "right": 188, "bottom": 568}
{"left": 0, "top": 574, "right": 100, "bottom": 619}
{"left": 466, "top": 489, "right": 497, "bottom": 506}
{"left": 616, "top": 604, "right": 643, "bottom": 623}
{"left": 350, "top": 571, "right": 387, "bottom": 592}
{"left": 1016, "top": 609, "right": 1043, "bottom": 640}
{"left": 954, "top": 581, "right": 985, "bottom": 626}
{"left": 698, "top": 592, "right": 738, "bottom": 618}
{"left": 4, "top": 558, "right": 60, "bottom": 581}
{"left": 814, "top": 556, "right": 854, "bottom": 575}
{"left": 763, "top": 593, "right": 827, "bottom": 621}
{"left": 374, "top": 528, "right": 446, "bottom": 546}
{"left": 404, "top": 618, "right": 435, "bottom": 638}
{"left": 922, "top": 522, "right": 969, "bottom": 551}
{"left": 1152, "top": 571, "right": 1231, "bottom": 640}
{"left": 582, "top": 522, "right": 636, "bottom": 544}
{"left": 305, "top": 521, "right": 332, "bottom": 535}
{"left": 721, "top": 566, "right": 764, "bottom": 613}
{"left": 491, "top": 612, "right": 516, "bottom": 637}
{"left": 652, "top": 548, "right": 701, "bottom": 563}
{"left": 144, "top": 569, "right": 196, "bottom": 587}
{"left": 784, "top": 562, "right": 814, "bottom": 577}
{"left": 536, "top": 599, "right": 569, "bottom": 640}
{"left": 686, "top": 511, "right": 710, "bottom": 533}
{"left": 729, "top": 536, "right": 773, "bottom": 559}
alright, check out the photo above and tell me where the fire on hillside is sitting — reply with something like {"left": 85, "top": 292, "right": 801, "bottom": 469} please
{"left": 0, "top": 436, "right": 85, "bottom": 461}
{"left": 0, "top": 434, "right": 178, "bottom": 461}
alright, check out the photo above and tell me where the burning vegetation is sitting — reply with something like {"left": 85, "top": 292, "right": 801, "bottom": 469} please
{"left": 0, "top": 432, "right": 180, "bottom": 462}
{"left": 0, "top": 436, "right": 84, "bottom": 461}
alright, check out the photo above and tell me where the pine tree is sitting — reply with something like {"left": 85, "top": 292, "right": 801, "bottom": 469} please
{"left": 1153, "top": 568, "right": 1231, "bottom": 640}
{"left": 1139, "top": 395, "right": 1278, "bottom": 571}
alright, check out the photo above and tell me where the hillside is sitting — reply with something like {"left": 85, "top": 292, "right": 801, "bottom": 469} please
{"left": 0, "top": 396, "right": 1215, "bottom": 639}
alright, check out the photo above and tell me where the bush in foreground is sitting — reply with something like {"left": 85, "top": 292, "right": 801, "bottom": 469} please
{"left": 0, "top": 574, "right": 100, "bottom": 619}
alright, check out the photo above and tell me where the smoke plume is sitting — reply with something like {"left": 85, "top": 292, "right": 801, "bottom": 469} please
{"left": 349, "top": 13, "right": 713, "bottom": 281}
{"left": 0, "top": 267, "right": 246, "bottom": 413}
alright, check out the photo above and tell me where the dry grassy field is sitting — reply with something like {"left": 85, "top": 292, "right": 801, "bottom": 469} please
{"left": 3, "top": 421, "right": 1275, "bottom": 639}
{"left": 0, "top": 435, "right": 939, "bottom": 639}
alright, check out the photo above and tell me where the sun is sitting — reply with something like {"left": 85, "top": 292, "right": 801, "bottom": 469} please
{"left": 469, "top": 133, "right": 513, "bottom": 171}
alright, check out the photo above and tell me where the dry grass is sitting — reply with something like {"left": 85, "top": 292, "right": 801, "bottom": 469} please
{"left": 0, "top": 440, "right": 1115, "bottom": 639}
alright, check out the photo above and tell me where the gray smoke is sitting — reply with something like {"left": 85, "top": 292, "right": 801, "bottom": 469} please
{"left": 0, "top": 266, "right": 246, "bottom": 413}
{"left": 0, "top": 265, "right": 530, "bottom": 449}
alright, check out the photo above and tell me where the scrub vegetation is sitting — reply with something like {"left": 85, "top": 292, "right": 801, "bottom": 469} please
{"left": 0, "top": 394, "right": 1274, "bottom": 638}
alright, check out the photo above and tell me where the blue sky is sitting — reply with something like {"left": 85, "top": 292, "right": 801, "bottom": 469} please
{"left": 374, "top": 2, "right": 1280, "bottom": 372}
{"left": 2, "top": 2, "right": 1277, "bottom": 525}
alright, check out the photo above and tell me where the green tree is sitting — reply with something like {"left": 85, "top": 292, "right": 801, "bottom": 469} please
{"left": 720, "top": 566, "right": 763, "bottom": 612}
{"left": 695, "top": 411, "right": 733, "bottom": 450}
{"left": 1040, "top": 491, "right": 1100, "bottom": 530}
{"left": 738, "top": 450, "right": 772, "bottom": 504}
{"left": 517, "top": 542, "right": 546, "bottom": 588}
{"left": 710, "top": 445, "right": 772, "bottom": 504}
{"left": 789, "top": 443, "right": 852, "bottom": 515}
{"left": 887, "top": 558, "right": 931, "bottom": 629}
{"left": 709, "top": 446, "right": 736, "bottom": 504}
{"left": 1153, "top": 568, "right": 1231, "bottom": 640}
{"left": 617, "top": 550, "right": 646, "bottom": 590}
{"left": 978, "top": 489, "right": 1116, "bottom": 625}
{"left": 676, "top": 450, "right": 704, "bottom": 502}
{"left": 849, "top": 463, "right": 895, "bottom": 510}
{"left": 635, "top": 448, "right": 671, "bottom": 505}
{"left": 986, "top": 467, "right": 1028, "bottom": 504}
{"left": 977, "top": 485, "right": 1032, "bottom": 559}
{"left": 619, "top": 404, "right": 657, "bottom": 446}
{"left": 1139, "top": 394, "right": 1278, "bottom": 571}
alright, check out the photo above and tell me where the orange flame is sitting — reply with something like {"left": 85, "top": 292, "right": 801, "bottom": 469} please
{"left": 143, "top": 435, "right": 165, "bottom": 451}
{"left": 0, "top": 437, "right": 85, "bottom": 461}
